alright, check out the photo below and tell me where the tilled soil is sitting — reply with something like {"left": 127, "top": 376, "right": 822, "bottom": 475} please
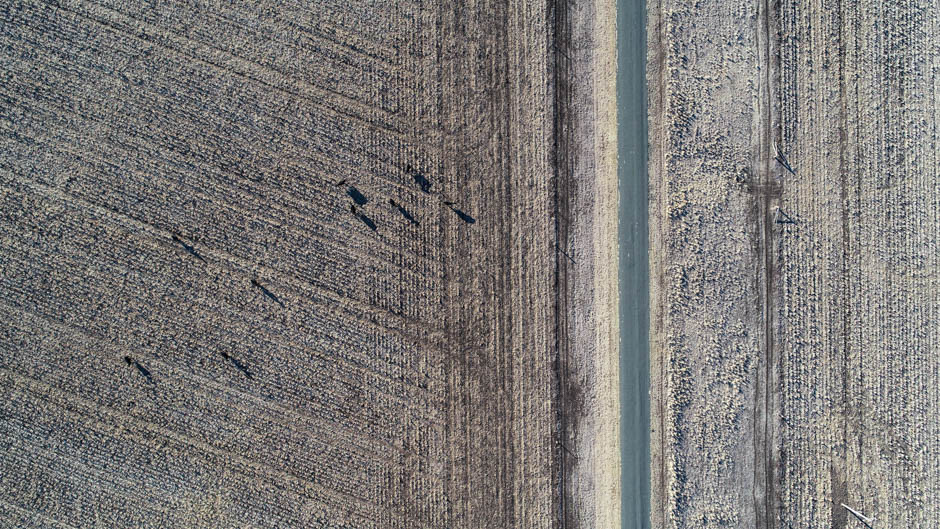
{"left": 0, "top": 1, "right": 619, "bottom": 528}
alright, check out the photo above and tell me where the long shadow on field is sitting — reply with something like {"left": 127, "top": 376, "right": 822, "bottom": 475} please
{"left": 444, "top": 201, "right": 476, "bottom": 224}
{"left": 350, "top": 205, "right": 378, "bottom": 231}
{"left": 389, "top": 199, "right": 419, "bottom": 225}
{"left": 125, "top": 356, "right": 155, "bottom": 384}
{"left": 251, "top": 279, "right": 285, "bottom": 308}
{"left": 171, "top": 233, "right": 207, "bottom": 263}
{"left": 221, "top": 351, "right": 253, "bottom": 379}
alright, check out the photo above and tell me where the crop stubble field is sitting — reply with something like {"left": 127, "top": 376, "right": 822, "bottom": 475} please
{"left": 650, "top": 0, "right": 939, "bottom": 527}
{"left": 0, "top": 1, "right": 619, "bottom": 528}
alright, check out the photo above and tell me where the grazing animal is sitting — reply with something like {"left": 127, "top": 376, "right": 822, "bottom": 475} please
{"left": 775, "top": 208, "right": 797, "bottom": 224}
{"left": 444, "top": 201, "right": 476, "bottom": 224}
{"left": 773, "top": 143, "right": 797, "bottom": 175}
{"left": 389, "top": 199, "right": 419, "bottom": 225}
{"left": 251, "top": 279, "right": 285, "bottom": 308}
{"left": 220, "top": 351, "right": 253, "bottom": 379}
{"left": 125, "top": 356, "right": 154, "bottom": 384}
{"left": 171, "top": 233, "right": 207, "bottom": 263}
{"left": 350, "top": 205, "right": 378, "bottom": 231}
{"left": 407, "top": 165, "right": 432, "bottom": 193}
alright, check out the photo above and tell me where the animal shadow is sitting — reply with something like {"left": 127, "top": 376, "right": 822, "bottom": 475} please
{"left": 221, "top": 351, "right": 253, "bottom": 379}
{"left": 444, "top": 201, "right": 476, "bottom": 224}
{"left": 347, "top": 186, "right": 368, "bottom": 206}
{"left": 125, "top": 356, "right": 155, "bottom": 384}
{"left": 351, "top": 205, "right": 378, "bottom": 231}
{"left": 389, "top": 199, "right": 419, "bottom": 225}
{"left": 407, "top": 165, "right": 432, "bottom": 193}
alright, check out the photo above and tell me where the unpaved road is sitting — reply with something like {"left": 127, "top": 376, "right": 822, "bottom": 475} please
{"left": 0, "top": 1, "right": 618, "bottom": 528}
{"left": 650, "top": 0, "right": 939, "bottom": 527}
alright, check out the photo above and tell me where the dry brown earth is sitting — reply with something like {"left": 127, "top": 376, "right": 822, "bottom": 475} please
{"left": 0, "top": 1, "right": 618, "bottom": 528}
{"left": 650, "top": 0, "right": 939, "bottom": 527}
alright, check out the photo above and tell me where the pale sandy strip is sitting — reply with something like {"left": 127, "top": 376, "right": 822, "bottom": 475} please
{"left": 567, "top": 0, "right": 621, "bottom": 527}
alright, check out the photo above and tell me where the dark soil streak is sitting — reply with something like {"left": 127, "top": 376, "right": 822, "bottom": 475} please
{"left": 551, "top": 0, "right": 581, "bottom": 526}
